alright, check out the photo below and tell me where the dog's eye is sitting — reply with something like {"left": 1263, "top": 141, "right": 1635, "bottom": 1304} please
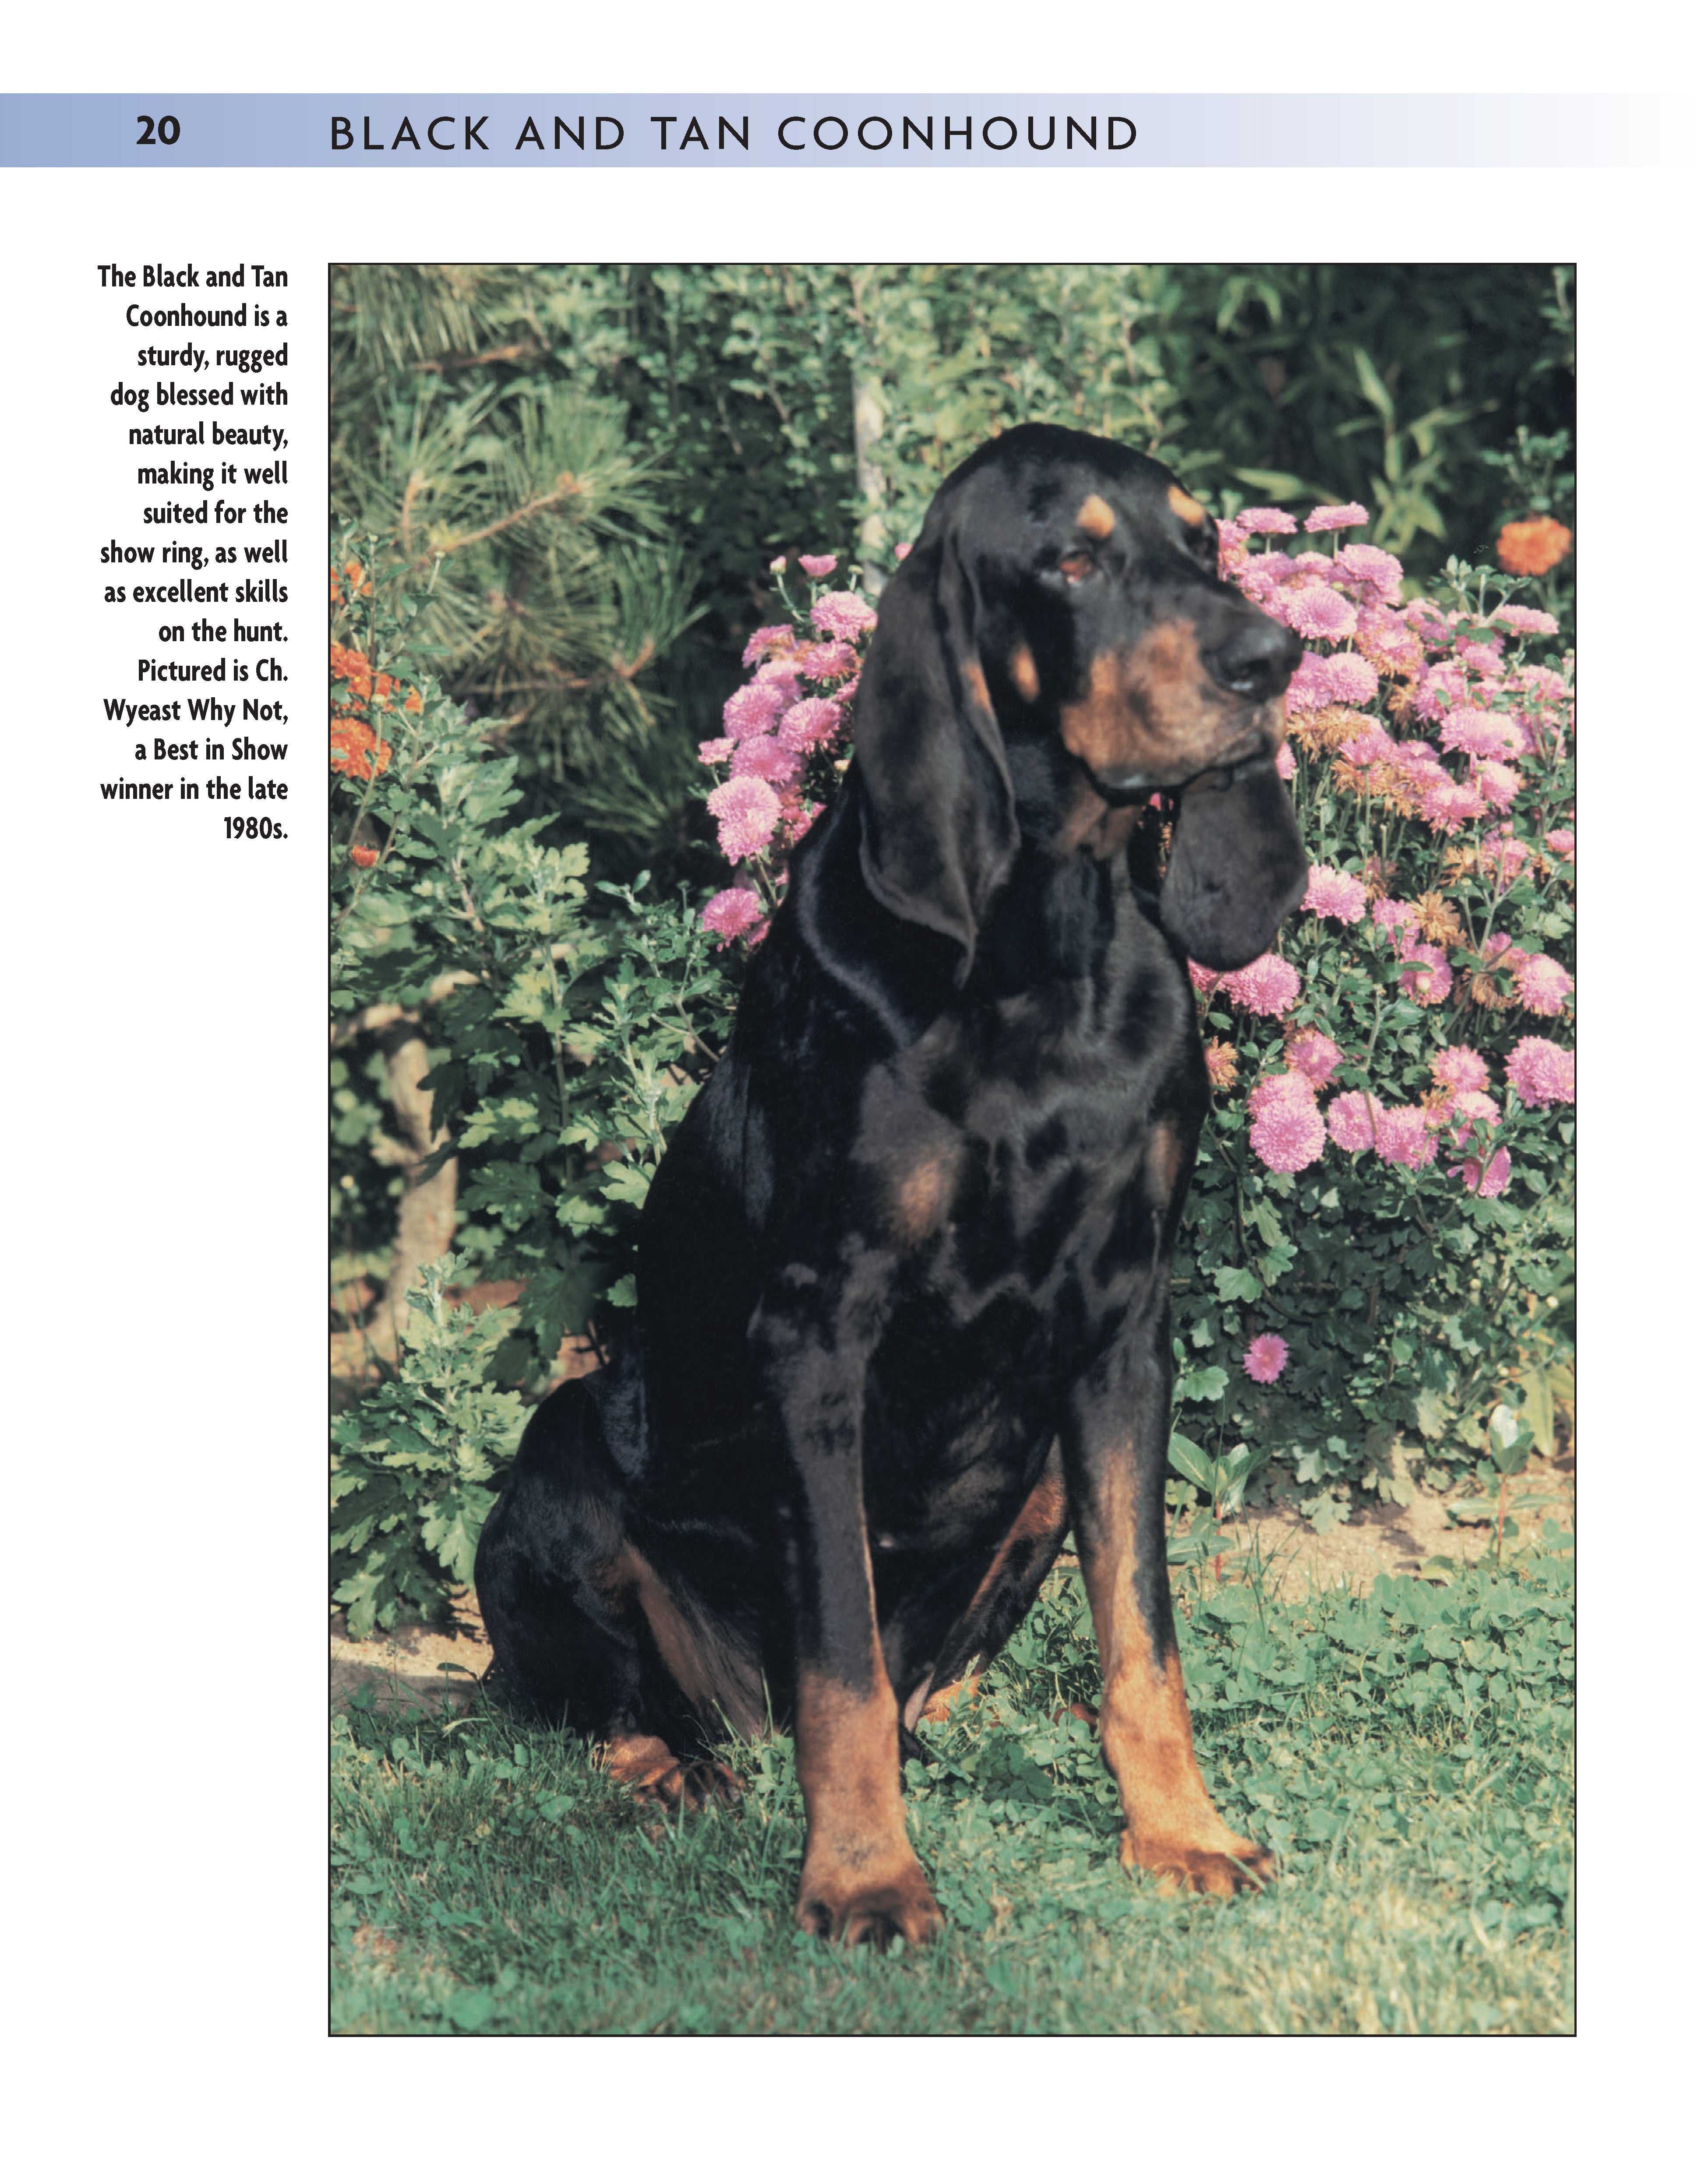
{"left": 1059, "top": 550, "right": 1095, "bottom": 585}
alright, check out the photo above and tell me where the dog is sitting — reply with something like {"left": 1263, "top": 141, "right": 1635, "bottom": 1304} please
{"left": 475, "top": 422, "right": 1308, "bottom": 1945}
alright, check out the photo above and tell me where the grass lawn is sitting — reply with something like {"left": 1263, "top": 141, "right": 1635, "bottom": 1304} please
{"left": 330, "top": 1526, "right": 1573, "bottom": 2035}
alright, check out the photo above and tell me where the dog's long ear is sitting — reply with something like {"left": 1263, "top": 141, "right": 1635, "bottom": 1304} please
{"left": 1160, "top": 755, "right": 1309, "bottom": 972}
{"left": 851, "top": 531, "right": 1018, "bottom": 984}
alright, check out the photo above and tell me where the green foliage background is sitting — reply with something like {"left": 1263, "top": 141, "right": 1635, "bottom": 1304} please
{"left": 331, "top": 262, "right": 1573, "bottom": 879}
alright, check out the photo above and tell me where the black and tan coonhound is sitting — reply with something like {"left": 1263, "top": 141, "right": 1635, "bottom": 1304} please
{"left": 475, "top": 422, "right": 1308, "bottom": 1945}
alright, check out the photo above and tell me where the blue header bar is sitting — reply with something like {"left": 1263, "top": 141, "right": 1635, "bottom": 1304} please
{"left": 0, "top": 92, "right": 1680, "bottom": 166}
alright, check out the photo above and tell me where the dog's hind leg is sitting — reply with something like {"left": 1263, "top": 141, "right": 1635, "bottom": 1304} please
{"left": 475, "top": 1376, "right": 748, "bottom": 1808}
{"left": 474, "top": 1377, "right": 649, "bottom": 1737}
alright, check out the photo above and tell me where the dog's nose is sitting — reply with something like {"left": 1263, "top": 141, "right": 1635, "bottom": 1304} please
{"left": 1203, "top": 614, "right": 1302, "bottom": 702}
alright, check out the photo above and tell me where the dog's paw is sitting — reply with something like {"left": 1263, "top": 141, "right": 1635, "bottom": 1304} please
{"left": 600, "top": 1734, "right": 741, "bottom": 1813}
{"left": 1120, "top": 1825, "right": 1276, "bottom": 1896}
{"left": 793, "top": 1859, "right": 945, "bottom": 1947}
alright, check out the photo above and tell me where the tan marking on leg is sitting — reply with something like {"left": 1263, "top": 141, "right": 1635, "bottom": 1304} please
{"left": 794, "top": 1654, "right": 942, "bottom": 1946}
{"left": 1076, "top": 493, "right": 1116, "bottom": 538}
{"left": 1011, "top": 642, "right": 1040, "bottom": 703}
{"left": 618, "top": 1545, "right": 766, "bottom": 1737}
{"left": 1078, "top": 1449, "right": 1274, "bottom": 1896}
{"left": 1167, "top": 484, "right": 1207, "bottom": 527}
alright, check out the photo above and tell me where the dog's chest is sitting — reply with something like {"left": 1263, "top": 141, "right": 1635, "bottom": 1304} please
{"left": 855, "top": 942, "right": 1197, "bottom": 1313}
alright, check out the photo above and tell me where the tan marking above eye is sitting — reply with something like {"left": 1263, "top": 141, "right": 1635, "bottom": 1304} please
{"left": 1168, "top": 484, "right": 1207, "bottom": 528}
{"left": 1011, "top": 643, "right": 1040, "bottom": 702}
{"left": 1076, "top": 494, "right": 1116, "bottom": 538}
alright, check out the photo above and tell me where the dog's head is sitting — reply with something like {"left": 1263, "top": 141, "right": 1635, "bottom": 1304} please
{"left": 852, "top": 422, "right": 1309, "bottom": 977}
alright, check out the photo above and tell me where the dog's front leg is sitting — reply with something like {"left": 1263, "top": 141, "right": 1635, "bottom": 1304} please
{"left": 1062, "top": 1314, "right": 1276, "bottom": 1896}
{"left": 753, "top": 1261, "right": 944, "bottom": 1947}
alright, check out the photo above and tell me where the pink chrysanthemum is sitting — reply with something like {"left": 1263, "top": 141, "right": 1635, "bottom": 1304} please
{"left": 1431, "top": 1046, "right": 1489, "bottom": 1094}
{"left": 1450, "top": 1087, "right": 1502, "bottom": 1139}
{"left": 1454, "top": 1143, "right": 1513, "bottom": 1197}
{"left": 732, "top": 735, "right": 803, "bottom": 786}
{"left": 697, "top": 735, "right": 735, "bottom": 766}
{"left": 1304, "top": 503, "right": 1368, "bottom": 532}
{"left": 1514, "top": 664, "right": 1569, "bottom": 703}
{"left": 1412, "top": 663, "right": 1470, "bottom": 720}
{"left": 1283, "top": 651, "right": 1340, "bottom": 713}
{"left": 1237, "top": 551, "right": 1292, "bottom": 604}
{"left": 1332, "top": 544, "right": 1405, "bottom": 604}
{"left": 798, "top": 640, "right": 858, "bottom": 683}
{"left": 810, "top": 591, "right": 878, "bottom": 641}
{"left": 740, "top": 623, "right": 798, "bottom": 667}
{"left": 1354, "top": 604, "right": 1422, "bottom": 673}
{"left": 777, "top": 795, "right": 824, "bottom": 846}
{"left": 1455, "top": 640, "right": 1507, "bottom": 679}
{"left": 1339, "top": 726, "right": 1395, "bottom": 768}
{"left": 1371, "top": 897, "right": 1420, "bottom": 943}
{"left": 1187, "top": 959, "right": 1224, "bottom": 996}
{"left": 1544, "top": 827, "right": 1576, "bottom": 861}
{"left": 706, "top": 774, "right": 783, "bottom": 861}
{"left": 1275, "top": 741, "right": 1297, "bottom": 781}
{"left": 700, "top": 887, "right": 763, "bottom": 944}
{"left": 777, "top": 696, "right": 846, "bottom": 752}
{"left": 1321, "top": 652, "right": 1379, "bottom": 706}
{"left": 1249, "top": 1071, "right": 1317, "bottom": 1119}
{"left": 1399, "top": 937, "right": 1452, "bottom": 1006}
{"left": 798, "top": 554, "right": 837, "bottom": 577}
{"left": 1243, "top": 1333, "right": 1290, "bottom": 1384}
{"left": 1250, "top": 1089, "right": 1326, "bottom": 1174}
{"left": 1475, "top": 833, "right": 1534, "bottom": 891}
{"left": 1475, "top": 760, "right": 1523, "bottom": 811}
{"left": 1405, "top": 597, "right": 1454, "bottom": 641}
{"left": 1374, "top": 1104, "right": 1439, "bottom": 1169}
{"left": 1438, "top": 706, "right": 1522, "bottom": 759}
{"left": 893, "top": 542, "right": 913, "bottom": 562}
{"left": 1419, "top": 780, "right": 1485, "bottom": 834}
{"left": 1301, "top": 865, "right": 1369, "bottom": 925}
{"left": 1224, "top": 953, "right": 1301, "bottom": 1017}
{"left": 1492, "top": 603, "right": 1558, "bottom": 635}
{"left": 1282, "top": 583, "right": 1358, "bottom": 640}
{"left": 722, "top": 679, "right": 790, "bottom": 741}
{"left": 1506, "top": 1038, "right": 1574, "bottom": 1108}
{"left": 1326, "top": 1090, "right": 1380, "bottom": 1151}
{"left": 1286, "top": 1031, "right": 1343, "bottom": 1088}
{"left": 1238, "top": 508, "right": 1299, "bottom": 536}
{"left": 1515, "top": 952, "right": 1574, "bottom": 1016}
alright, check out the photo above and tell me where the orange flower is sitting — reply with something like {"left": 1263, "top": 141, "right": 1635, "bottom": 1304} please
{"left": 329, "top": 566, "right": 343, "bottom": 604}
{"left": 1203, "top": 1038, "right": 1239, "bottom": 1092}
{"left": 344, "top": 558, "right": 373, "bottom": 596}
{"left": 403, "top": 688, "right": 423, "bottom": 714}
{"left": 350, "top": 845, "right": 379, "bottom": 868}
{"left": 1496, "top": 517, "right": 1571, "bottom": 576}
{"left": 331, "top": 715, "right": 394, "bottom": 780}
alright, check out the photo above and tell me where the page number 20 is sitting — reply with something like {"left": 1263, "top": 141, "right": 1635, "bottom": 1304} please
{"left": 136, "top": 115, "right": 181, "bottom": 145}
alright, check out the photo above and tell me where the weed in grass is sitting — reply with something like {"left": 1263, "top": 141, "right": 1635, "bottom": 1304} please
{"left": 331, "top": 1527, "right": 1572, "bottom": 2036}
